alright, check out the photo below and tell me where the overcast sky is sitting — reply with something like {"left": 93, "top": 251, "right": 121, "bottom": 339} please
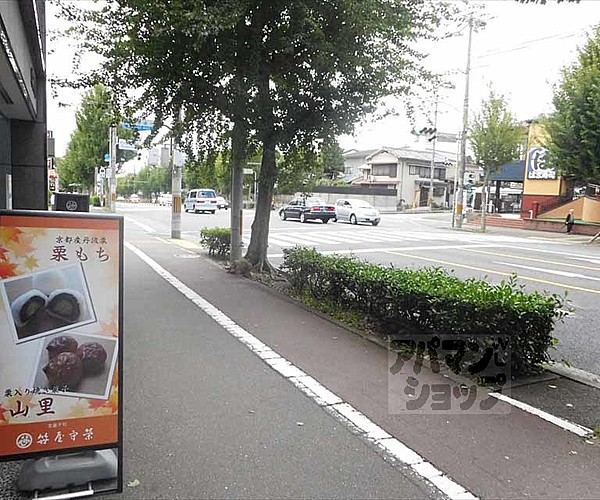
{"left": 46, "top": 0, "right": 600, "bottom": 159}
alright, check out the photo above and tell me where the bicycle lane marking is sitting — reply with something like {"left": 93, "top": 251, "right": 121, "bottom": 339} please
{"left": 125, "top": 241, "right": 477, "bottom": 500}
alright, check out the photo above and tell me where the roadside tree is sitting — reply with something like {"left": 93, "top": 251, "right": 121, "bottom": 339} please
{"left": 469, "top": 91, "right": 523, "bottom": 231}
{"left": 56, "top": 0, "right": 452, "bottom": 271}
{"left": 59, "top": 84, "right": 133, "bottom": 192}
{"left": 544, "top": 25, "right": 600, "bottom": 186}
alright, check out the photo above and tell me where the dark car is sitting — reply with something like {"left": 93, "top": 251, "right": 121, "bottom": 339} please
{"left": 279, "top": 197, "right": 337, "bottom": 223}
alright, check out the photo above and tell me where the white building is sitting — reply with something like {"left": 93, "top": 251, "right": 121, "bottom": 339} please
{"left": 346, "top": 148, "right": 454, "bottom": 209}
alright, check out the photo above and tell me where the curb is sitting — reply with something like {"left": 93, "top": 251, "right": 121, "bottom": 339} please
{"left": 544, "top": 362, "right": 600, "bottom": 390}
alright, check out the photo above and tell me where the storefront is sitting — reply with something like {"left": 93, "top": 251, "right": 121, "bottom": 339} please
{"left": 0, "top": 0, "right": 47, "bottom": 210}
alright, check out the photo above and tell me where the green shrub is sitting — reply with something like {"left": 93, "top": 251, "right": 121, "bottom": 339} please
{"left": 199, "top": 227, "right": 230, "bottom": 257}
{"left": 281, "top": 247, "right": 567, "bottom": 375}
{"left": 90, "top": 195, "right": 101, "bottom": 207}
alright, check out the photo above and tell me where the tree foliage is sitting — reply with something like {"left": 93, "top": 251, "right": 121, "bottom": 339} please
{"left": 117, "top": 166, "right": 171, "bottom": 199}
{"left": 469, "top": 91, "right": 523, "bottom": 230}
{"left": 59, "top": 84, "right": 133, "bottom": 191}
{"left": 469, "top": 91, "right": 523, "bottom": 177}
{"left": 321, "top": 140, "right": 345, "bottom": 180}
{"left": 57, "top": 0, "right": 453, "bottom": 269}
{"left": 544, "top": 25, "right": 600, "bottom": 184}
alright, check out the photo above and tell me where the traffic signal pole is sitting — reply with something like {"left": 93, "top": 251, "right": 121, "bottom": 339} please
{"left": 455, "top": 15, "right": 473, "bottom": 229}
{"left": 428, "top": 95, "right": 439, "bottom": 208}
{"left": 171, "top": 137, "right": 182, "bottom": 239}
{"left": 109, "top": 126, "right": 117, "bottom": 213}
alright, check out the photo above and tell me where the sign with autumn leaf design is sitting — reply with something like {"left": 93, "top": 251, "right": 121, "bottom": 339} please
{"left": 0, "top": 211, "right": 123, "bottom": 463}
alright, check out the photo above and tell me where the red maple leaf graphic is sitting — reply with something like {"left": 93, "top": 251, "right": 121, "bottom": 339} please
{"left": 0, "top": 405, "right": 9, "bottom": 425}
{"left": 0, "top": 262, "right": 18, "bottom": 279}
{"left": 0, "top": 227, "right": 22, "bottom": 245}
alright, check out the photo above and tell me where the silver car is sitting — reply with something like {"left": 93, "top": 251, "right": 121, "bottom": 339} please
{"left": 335, "top": 199, "right": 381, "bottom": 226}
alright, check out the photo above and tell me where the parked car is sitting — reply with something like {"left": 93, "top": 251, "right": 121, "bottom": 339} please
{"left": 335, "top": 199, "right": 380, "bottom": 226}
{"left": 184, "top": 188, "right": 218, "bottom": 214}
{"left": 215, "top": 196, "right": 229, "bottom": 210}
{"left": 129, "top": 194, "right": 140, "bottom": 203}
{"left": 279, "top": 197, "right": 337, "bottom": 223}
{"left": 158, "top": 193, "right": 172, "bottom": 206}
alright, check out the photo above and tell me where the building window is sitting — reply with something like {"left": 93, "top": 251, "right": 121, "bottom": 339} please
{"left": 371, "top": 163, "right": 397, "bottom": 177}
{"left": 409, "top": 164, "right": 446, "bottom": 180}
{"left": 408, "top": 165, "right": 430, "bottom": 177}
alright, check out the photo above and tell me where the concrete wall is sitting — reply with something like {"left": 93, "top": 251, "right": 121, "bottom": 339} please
{"left": 523, "top": 218, "right": 600, "bottom": 236}
{"left": 538, "top": 197, "right": 584, "bottom": 220}
{"left": 582, "top": 197, "right": 600, "bottom": 223}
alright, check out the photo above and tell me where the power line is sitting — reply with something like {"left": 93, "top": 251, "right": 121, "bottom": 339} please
{"left": 475, "top": 32, "right": 580, "bottom": 60}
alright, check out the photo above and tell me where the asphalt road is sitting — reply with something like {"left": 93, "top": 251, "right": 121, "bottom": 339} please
{"left": 120, "top": 203, "right": 600, "bottom": 377}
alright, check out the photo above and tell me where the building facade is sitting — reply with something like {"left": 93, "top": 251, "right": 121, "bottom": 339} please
{"left": 347, "top": 148, "right": 453, "bottom": 209}
{"left": 0, "top": 0, "right": 47, "bottom": 210}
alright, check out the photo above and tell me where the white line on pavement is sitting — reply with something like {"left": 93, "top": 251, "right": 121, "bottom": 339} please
{"left": 495, "top": 261, "right": 600, "bottom": 282}
{"left": 488, "top": 393, "right": 592, "bottom": 437}
{"left": 125, "top": 241, "right": 477, "bottom": 500}
{"left": 267, "top": 243, "right": 500, "bottom": 259}
{"left": 127, "top": 217, "right": 157, "bottom": 234}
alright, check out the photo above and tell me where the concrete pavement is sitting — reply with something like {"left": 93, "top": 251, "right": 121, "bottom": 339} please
{"left": 118, "top": 221, "right": 600, "bottom": 498}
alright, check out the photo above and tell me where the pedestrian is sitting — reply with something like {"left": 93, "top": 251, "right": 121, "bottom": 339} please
{"left": 565, "top": 209, "right": 575, "bottom": 234}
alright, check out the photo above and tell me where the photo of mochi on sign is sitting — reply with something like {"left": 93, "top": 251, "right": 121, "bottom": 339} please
{"left": 2, "top": 264, "right": 97, "bottom": 343}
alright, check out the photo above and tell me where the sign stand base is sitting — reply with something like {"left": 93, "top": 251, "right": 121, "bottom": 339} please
{"left": 17, "top": 450, "right": 117, "bottom": 494}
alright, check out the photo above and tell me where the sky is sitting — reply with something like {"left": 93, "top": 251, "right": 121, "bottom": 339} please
{"left": 46, "top": 0, "right": 600, "bottom": 161}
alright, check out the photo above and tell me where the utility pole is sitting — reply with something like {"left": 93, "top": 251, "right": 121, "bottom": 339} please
{"left": 230, "top": 122, "right": 246, "bottom": 262}
{"left": 455, "top": 14, "right": 473, "bottom": 229}
{"left": 429, "top": 94, "right": 439, "bottom": 209}
{"left": 108, "top": 126, "right": 117, "bottom": 212}
{"left": 171, "top": 110, "right": 182, "bottom": 239}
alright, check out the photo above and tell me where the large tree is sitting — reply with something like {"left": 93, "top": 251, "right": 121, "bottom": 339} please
{"left": 469, "top": 91, "right": 523, "bottom": 231}
{"left": 57, "top": 0, "right": 451, "bottom": 270}
{"left": 60, "top": 84, "right": 115, "bottom": 190}
{"left": 59, "top": 84, "right": 134, "bottom": 192}
{"left": 544, "top": 24, "right": 600, "bottom": 185}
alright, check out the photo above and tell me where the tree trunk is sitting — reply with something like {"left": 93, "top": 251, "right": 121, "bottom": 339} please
{"left": 244, "top": 56, "right": 277, "bottom": 274}
{"left": 481, "top": 175, "right": 488, "bottom": 232}
{"left": 230, "top": 119, "right": 247, "bottom": 261}
{"left": 244, "top": 135, "right": 277, "bottom": 273}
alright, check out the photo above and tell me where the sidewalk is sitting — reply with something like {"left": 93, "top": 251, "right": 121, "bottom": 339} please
{"left": 115, "top": 226, "right": 600, "bottom": 498}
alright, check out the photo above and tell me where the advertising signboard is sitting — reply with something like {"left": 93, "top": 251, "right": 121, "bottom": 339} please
{"left": 0, "top": 211, "right": 123, "bottom": 490}
{"left": 527, "top": 146, "right": 556, "bottom": 180}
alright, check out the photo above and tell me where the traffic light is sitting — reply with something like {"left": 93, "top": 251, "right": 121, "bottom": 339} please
{"left": 463, "top": 171, "right": 477, "bottom": 186}
{"left": 419, "top": 127, "right": 437, "bottom": 142}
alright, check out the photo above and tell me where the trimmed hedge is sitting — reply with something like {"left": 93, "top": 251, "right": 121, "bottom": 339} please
{"left": 281, "top": 247, "right": 567, "bottom": 375}
{"left": 199, "top": 227, "right": 230, "bottom": 257}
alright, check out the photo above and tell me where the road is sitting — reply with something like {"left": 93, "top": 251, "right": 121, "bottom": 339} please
{"left": 121, "top": 203, "right": 600, "bottom": 377}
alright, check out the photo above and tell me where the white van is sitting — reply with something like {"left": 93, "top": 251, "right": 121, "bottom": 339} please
{"left": 184, "top": 188, "right": 218, "bottom": 214}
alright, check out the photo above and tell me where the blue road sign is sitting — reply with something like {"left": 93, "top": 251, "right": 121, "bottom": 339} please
{"left": 104, "top": 153, "right": 111, "bottom": 161}
{"left": 123, "top": 122, "right": 154, "bottom": 131}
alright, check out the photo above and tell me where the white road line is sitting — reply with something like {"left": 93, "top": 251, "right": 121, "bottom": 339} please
{"left": 489, "top": 393, "right": 592, "bottom": 437}
{"left": 125, "top": 241, "right": 477, "bottom": 500}
{"left": 270, "top": 233, "right": 343, "bottom": 245}
{"left": 570, "top": 257, "right": 600, "bottom": 265}
{"left": 495, "top": 261, "right": 600, "bottom": 282}
{"left": 267, "top": 243, "right": 500, "bottom": 259}
{"left": 502, "top": 244, "right": 600, "bottom": 261}
{"left": 127, "top": 217, "right": 156, "bottom": 234}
